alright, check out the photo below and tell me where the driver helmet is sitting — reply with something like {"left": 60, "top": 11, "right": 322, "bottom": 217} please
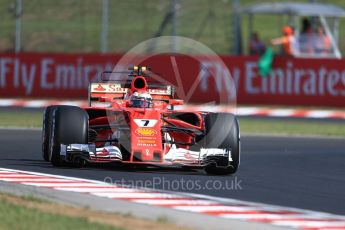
{"left": 130, "top": 91, "right": 153, "bottom": 108}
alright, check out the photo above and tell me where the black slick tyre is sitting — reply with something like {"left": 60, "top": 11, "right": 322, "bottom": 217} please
{"left": 203, "top": 113, "right": 240, "bottom": 175}
{"left": 42, "top": 105, "right": 59, "bottom": 161}
{"left": 49, "top": 106, "right": 88, "bottom": 166}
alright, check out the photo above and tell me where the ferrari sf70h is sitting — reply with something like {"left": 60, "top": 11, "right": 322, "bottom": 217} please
{"left": 42, "top": 66, "right": 240, "bottom": 175}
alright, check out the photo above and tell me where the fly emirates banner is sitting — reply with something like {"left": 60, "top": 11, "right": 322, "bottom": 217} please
{"left": 0, "top": 53, "right": 344, "bottom": 107}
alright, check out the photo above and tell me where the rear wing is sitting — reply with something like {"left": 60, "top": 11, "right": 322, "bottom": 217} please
{"left": 88, "top": 82, "right": 174, "bottom": 106}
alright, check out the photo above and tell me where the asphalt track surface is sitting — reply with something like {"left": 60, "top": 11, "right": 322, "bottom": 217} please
{"left": 1, "top": 129, "right": 345, "bottom": 215}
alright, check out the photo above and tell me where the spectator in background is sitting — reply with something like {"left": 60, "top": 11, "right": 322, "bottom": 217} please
{"left": 271, "top": 26, "right": 298, "bottom": 56}
{"left": 299, "top": 18, "right": 314, "bottom": 54}
{"left": 313, "top": 27, "right": 331, "bottom": 54}
{"left": 249, "top": 32, "right": 266, "bottom": 55}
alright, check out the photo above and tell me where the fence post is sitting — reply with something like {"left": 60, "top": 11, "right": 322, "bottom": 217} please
{"left": 101, "top": 0, "right": 109, "bottom": 53}
{"left": 232, "top": 0, "right": 241, "bottom": 54}
{"left": 172, "top": 0, "right": 177, "bottom": 52}
{"left": 15, "top": 0, "right": 22, "bottom": 53}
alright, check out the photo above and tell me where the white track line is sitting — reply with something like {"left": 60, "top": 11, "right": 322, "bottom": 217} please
{"left": 91, "top": 192, "right": 182, "bottom": 199}
{"left": 55, "top": 187, "right": 141, "bottom": 193}
{"left": 132, "top": 199, "right": 219, "bottom": 205}
{"left": 20, "top": 182, "right": 111, "bottom": 187}
{"left": 272, "top": 220, "right": 345, "bottom": 228}
{"left": 0, "top": 178, "right": 73, "bottom": 182}
{"left": 172, "top": 205, "right": 268, "bottom": 212}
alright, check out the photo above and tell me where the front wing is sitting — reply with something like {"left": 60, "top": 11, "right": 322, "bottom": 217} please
{"left": 59, "top": 144, "right": 232, "bottom": 168}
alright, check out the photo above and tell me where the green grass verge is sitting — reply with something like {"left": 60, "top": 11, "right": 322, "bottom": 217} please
{"left": 0, "top": 111, "right": 42, "bottom": 128}
{"left": 0, "top": 110, "right": 344, "bottom": 137}
{"left": 0, "top": 197, "right": 122, "bottom": 230}
{"left": 239, "top": 117, "right": 345, "bottom": 137}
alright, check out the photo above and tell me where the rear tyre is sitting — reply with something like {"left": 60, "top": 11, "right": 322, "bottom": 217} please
{"left": 42, "top": 106, "right": 58, "bottom": 161}
{"left": 49, "top": 106, "right": 89, "bottom": 166}
{"left": 203, "top": 113, "right": 240, "bottom": 175}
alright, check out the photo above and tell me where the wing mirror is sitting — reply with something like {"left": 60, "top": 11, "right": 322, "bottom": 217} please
{"left": 169, "top": 99, "right": 184, "bottom": 105}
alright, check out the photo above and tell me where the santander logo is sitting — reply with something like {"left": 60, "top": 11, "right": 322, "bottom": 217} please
{"left": 94, "top": 84, "right": 106, "bottom": 91}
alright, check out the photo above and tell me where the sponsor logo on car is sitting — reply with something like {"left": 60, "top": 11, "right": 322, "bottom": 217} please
{"left": 138, "top": 139, "right": 156, "bottom": 144}
{"left": 93, "top": 84, "right": 106, "bottom": 91}
{"left": 135, "top": 128, "right": 157, "bottom": 137}
{"left": 91, "top": 83, "right": 128, "bottom": 93}
{"left": 137, "top": 139, "right": 157, "bottom": 147}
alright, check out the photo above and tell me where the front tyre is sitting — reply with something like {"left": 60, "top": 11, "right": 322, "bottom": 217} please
{"left": 203, "top": 113, "right": 240, "bottom": 175}
{"left": 49, "top": 106, "right": 89, "bottom": 166}
{"left": 42, "top": 105, "right": 59, "bottom": 161}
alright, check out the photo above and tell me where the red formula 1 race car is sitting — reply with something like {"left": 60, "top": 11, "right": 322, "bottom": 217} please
{"left": 42, "top": 66, "right": 240, "bottom": 175}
